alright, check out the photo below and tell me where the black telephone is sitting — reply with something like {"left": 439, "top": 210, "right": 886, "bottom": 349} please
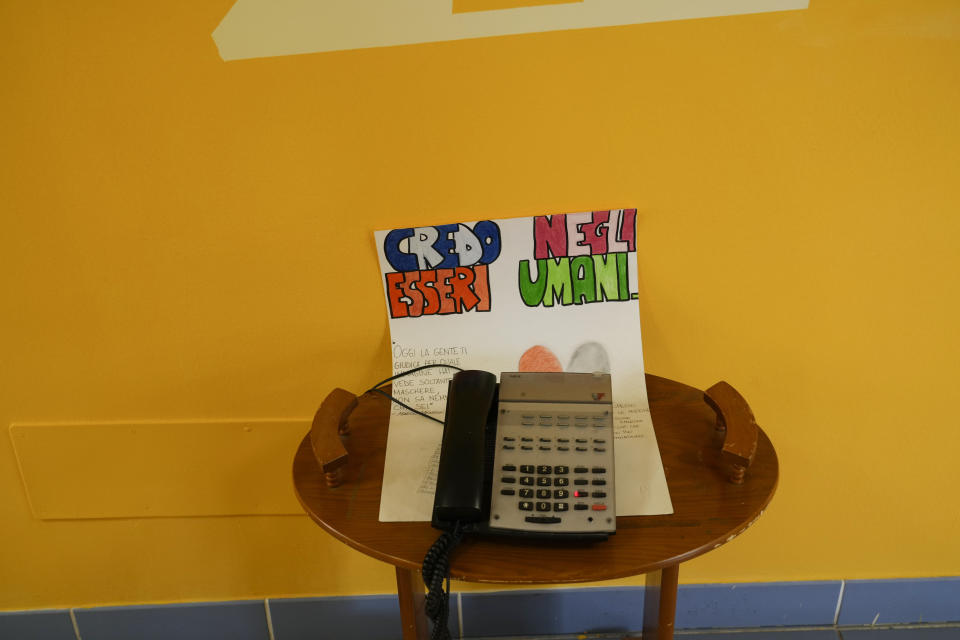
{"left": 431, "top": 369, "right": 616, "bottom": 540}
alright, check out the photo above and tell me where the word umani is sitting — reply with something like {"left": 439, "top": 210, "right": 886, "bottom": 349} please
{"left": 518, "top": 254, "right": 633, "bottom": 307}
{"left": 518, "top": 210, "right": 637, "bottom": 307}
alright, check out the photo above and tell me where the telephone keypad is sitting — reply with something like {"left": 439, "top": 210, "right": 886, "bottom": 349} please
{"left": 489, "top": 387, "right": 615, "bottom": 535}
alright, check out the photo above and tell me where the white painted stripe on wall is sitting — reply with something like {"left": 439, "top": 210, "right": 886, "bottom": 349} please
{"left": 213, "top": 0, "right": 809, "bottom": 60}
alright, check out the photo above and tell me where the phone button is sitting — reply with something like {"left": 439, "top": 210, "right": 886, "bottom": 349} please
{"left": 591, "top": 504, "right": 607, "bottom": 511}
{"left": 519, "top": 489, "right": 534, "bottom": 498}
{"left": 554, "top": 490, "right": 569, "bottom": 499}
{"left": 574, "top": 504, "right": 589, "bottom": 511}
{"left": 553, "top": 502, "right": 569, "bottom": 512}
{"left": 501, "top": 477, "right": 516, "bottom": 484}
{"left": 519, "top": 501, "right": 533, "bottom": 511}
{"left": 520, "top": 477, "right": 535, "bottom": 486}
{"left": 502, "top": 465, "right": 517, "bottom": 472}
{"left": 574, "top": 467, "right": 588, "bottom": 473}
{"left": 520, "top": 465, "right": 535, "bottom": 474}
{"left": 554, "top": 477, "right": 569, "bottom": 487}
{"left": 536, "top": 502, "right": 551, "bottom": 511}
{"left": 536, "top": 477, "right": 551, "bottom": 486}
{"left": 554, "top": 466, "right": 569, "bottom": 474}
{"left": 500, "top": 489, "right": 515, "bottom": 496}
{"left": 525, "top": 516, "right": 561, "bottom": 524}
{"left": 536, "top": 465, "right": 552, "bottom": 474}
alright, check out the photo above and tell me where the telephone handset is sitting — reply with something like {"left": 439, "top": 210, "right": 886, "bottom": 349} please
{"left": 432, "top": 369, "right": 616, "bottom": 540}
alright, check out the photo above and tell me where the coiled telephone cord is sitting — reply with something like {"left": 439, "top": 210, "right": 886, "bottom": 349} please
{"left": 421, "top": 522, "right": 463, "bottom": 640}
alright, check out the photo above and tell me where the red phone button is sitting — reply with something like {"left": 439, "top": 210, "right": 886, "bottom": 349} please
{"left": 591, "top": 504, "right": 607, "bottom": 511}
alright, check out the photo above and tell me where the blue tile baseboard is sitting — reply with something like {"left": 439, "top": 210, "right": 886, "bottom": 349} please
{"left": 0, "top": 609, "right": 76, "bottom": 640}
{"left": 1, "top": 578, "right": 957, "bottom": 640}
{"left": 267, "top": 594, "right": 458, "bottom": 640}
{"left": 73, "top": 601, "right": 270, "bottom": 640}
{"left": 837, "top": 578, "right": 960, "bottom": 626}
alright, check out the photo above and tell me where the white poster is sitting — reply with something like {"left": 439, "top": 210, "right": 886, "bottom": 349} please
{"left": 374, "top": 209, "right": 673, "bottom": 521}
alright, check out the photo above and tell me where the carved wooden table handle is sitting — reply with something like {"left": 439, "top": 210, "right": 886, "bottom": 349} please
{"left": 309, "top": 388, "right": 358, "bottom": 487}
{"left": 703, "top": 382, "right": 759, "bottom": 484}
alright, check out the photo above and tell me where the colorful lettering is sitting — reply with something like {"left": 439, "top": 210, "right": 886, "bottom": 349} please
{"left": 385, "top": 264, "right": 492, "bottom": 319}
{"left": 519, "top": 208, "right": 636, "bottom": 308}
{"left": 384, "top": 221, "right": 502, "bottom": 272}
{"left": 531, "top": 209, "right": 636, "bottom": 258}
{"left": 518, "top": 253, "right": 633, "bottom": 307}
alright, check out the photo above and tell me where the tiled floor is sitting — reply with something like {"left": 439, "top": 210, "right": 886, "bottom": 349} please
{"left": 483, "top": 626, "right": 960, "bottom": 640}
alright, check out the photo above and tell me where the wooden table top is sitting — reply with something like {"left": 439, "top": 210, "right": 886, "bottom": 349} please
{"left": 293, "top": 374, "right": 778, "bottom": 584}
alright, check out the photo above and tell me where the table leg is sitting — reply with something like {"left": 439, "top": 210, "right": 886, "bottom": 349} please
{"left": 396, "top": 566, "right": 430, "bottom": 640}
{"left": 642, "top": 563, "right": 680, "bottom": 640}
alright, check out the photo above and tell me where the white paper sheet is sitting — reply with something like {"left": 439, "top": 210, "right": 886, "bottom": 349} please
{"left": 374, "top": 210, "right": 673, "bottom": 521}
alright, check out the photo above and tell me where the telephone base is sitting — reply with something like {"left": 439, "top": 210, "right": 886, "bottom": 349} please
{"left": 432, "top": 517, "right": 613, "bottom": 542}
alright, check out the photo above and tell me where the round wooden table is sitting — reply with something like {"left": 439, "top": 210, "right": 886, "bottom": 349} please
{"left": 293, "top": 374, "right": 778, "bottom": 640}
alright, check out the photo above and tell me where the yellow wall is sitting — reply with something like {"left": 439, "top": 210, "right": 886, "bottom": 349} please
{"left": 2, "top": 0, "right": 959, "bottom": 610}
